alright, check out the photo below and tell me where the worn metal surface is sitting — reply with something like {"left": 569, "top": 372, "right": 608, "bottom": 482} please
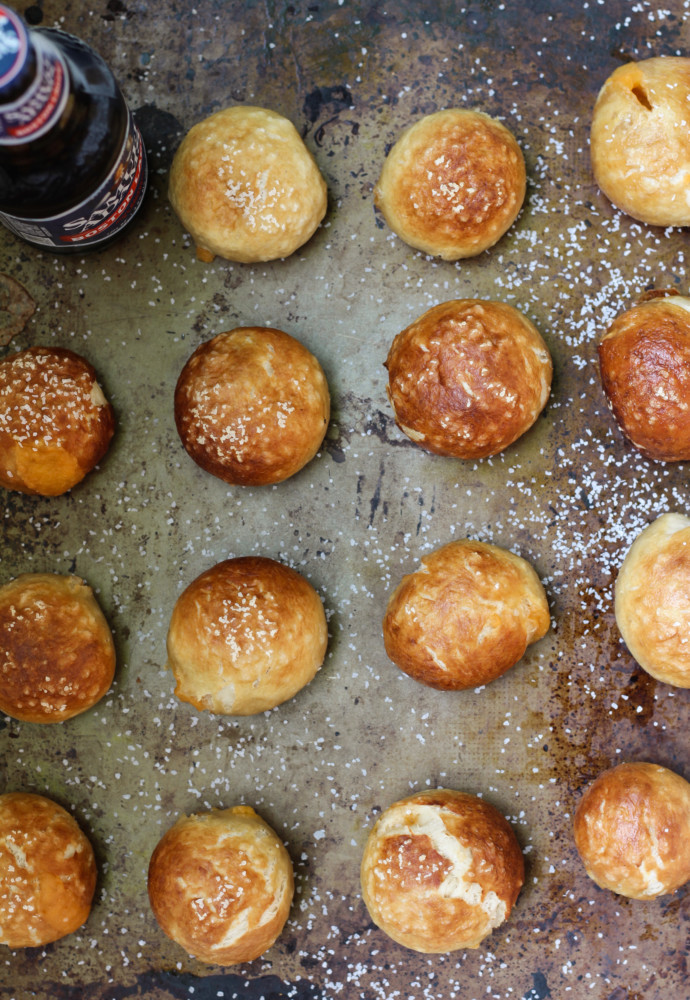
{"left": 1, "top": 1, "right": 689, "bottom": 998}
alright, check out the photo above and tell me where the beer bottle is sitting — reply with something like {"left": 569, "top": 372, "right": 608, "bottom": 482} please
{"left": 0, "top": 3, "right": 147, "bottom": 252}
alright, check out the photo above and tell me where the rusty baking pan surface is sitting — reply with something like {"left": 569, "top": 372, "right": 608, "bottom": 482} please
{"left": 1, "top": 2, "right": 689, "bottom": 999}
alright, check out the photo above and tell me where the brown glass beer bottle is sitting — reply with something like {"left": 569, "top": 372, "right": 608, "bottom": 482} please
{"left": 0, "top": 3, "right": 147, "bottom": 251}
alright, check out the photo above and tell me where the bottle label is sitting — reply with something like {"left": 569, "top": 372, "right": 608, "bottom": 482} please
{"left": 0, "top": 33, "right": 69, "bottom": 143}
{"left": 0, "top": 108, "right": 148, "bottom": 248}
{"left": 0, "top": 6, "right": 28, "bottom": 86}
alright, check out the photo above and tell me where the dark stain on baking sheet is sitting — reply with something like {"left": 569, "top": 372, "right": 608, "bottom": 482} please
{"left": 133, "top": 105, "right": 185, "bottom": 170}
{"left": 158, "top": 971, "right": 325, "bottom": 999}
{"left": 0, "top": 273, "right": 35, "bottom": 347}
{"left": 102, "top": 0, "right": 133, "bottom": 21}
{"left": 524, "top": 973, "right": 552, "bottom": 999}
{"left": 302, "top": 85, "right": 357, "bottom": 147}
{"left": 23, "top": 971, "right": 325, "bottom": 999}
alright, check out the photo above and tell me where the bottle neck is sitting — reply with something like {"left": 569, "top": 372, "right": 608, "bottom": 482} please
{"left": 0, "top": 5, "right": 70, "bottom": 144}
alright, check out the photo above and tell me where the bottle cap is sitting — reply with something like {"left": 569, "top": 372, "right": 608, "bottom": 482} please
{"left": 0, "top": 5, "right": 28, "bottom": 91}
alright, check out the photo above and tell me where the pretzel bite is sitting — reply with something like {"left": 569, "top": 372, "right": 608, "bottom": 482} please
{"left": 169, "top": 105, "right": 327, "bottom": 263}
{"left": 0, "top": 791, "right": 97, "bottom": 947}
{"left": 598, "top": 295, "right": 690, "bottom": 461}
{"left": 385, "top": 299, "right": 551, "bottom": 459}
{"left": 0, "top": 345, "right": 114, "bottom": 495}
{"left": 615, "top": 512, "right": 690, "bottom": 687}
{"left": 174, "top": 327, "right": 330, "bottom": 486}
{"left": 148, "top": 805, "right": 294, "bottom": 965}
{"left": 166, "top": 556, "right": 327, "bottom": 715}
{"left": 383, "top": 539, "right": 550, "bottom": 691}
{"left": 574, "top": 762, "right": 690, "bottom": 898}
{"left": 591, "top": 57, "right": 690, "bottom": 226}
{"left": 0, "top": 572, "right": 115, "bottom": 723}
{"left": 374, "top": 108, "right": 525, "bottom": 259}
{"left": 361, "top": 788, "right": 524, "bottom": 952}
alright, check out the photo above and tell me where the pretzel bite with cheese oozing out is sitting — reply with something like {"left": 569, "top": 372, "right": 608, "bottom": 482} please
{"left": 574, "top": 762, "right": 690, "bottom": 898}
{"left": 360, "top": 788, "right": 524, "bottom": 952}
{"left": 615, "top": 511, "right": 690, "bottom": 688}
{"left": 591, "top": 57, "right": 690, "bottom": 226}
{"left": 385, "top": 299, "right": 552, "bottom": 459}
{"left": 166, "top": 556, "right": 328, "bottom": 715}
{"left": 147, "top": 805, "right": 294, "bottom": 965}
{"left": 168, "top": 105, "right": 327, "bottom": 263}
{"left": 174, "top": 327, "right": 330, "bottom": 486}
{"left": 383, "top": 539, "right": 550, "bottom": 691}
{"left": 0, "top": 345, "right": 114, "bottom": 495}
{"left": 0, "top": 572, "right": 116, "bottom": 723}
{"left": 0, "top": 791, "right": 97, "bottom": 948}
{"left": 598, "top": 294, "right": 690, "bottom": 461}
{"left": 374, "top": 108, "right": 526, "bottom": 260}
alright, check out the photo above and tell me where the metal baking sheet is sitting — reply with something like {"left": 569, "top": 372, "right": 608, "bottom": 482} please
{"left": 1, "top": 1, "right": 689, "bottom": 998}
